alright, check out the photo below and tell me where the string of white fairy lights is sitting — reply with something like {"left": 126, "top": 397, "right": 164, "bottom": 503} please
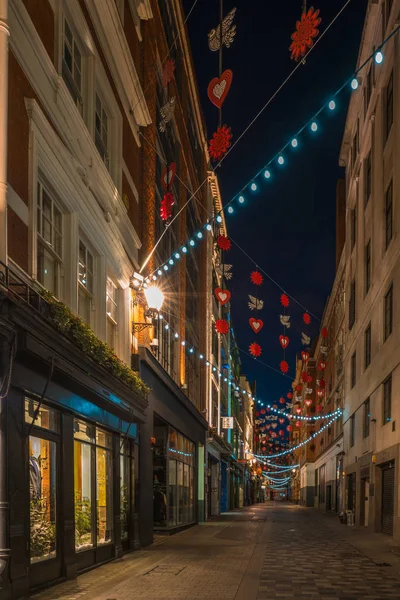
{"left": 143, "top": 25, "right": 400, "bottom": 286}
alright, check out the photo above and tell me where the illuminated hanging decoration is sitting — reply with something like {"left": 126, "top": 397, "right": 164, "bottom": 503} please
{"left": 279, "top": 335, "right": 289, "bottom": 349}
{"left": 215, "top": 319, "right": 229, "bottom": 335}
{"left": 249, "top": 318, "right": 264, "bottom": 334}
{"left": 280, "top": 293, "right": 290, "bottom": 308}
{"left": 160, "top": 192, "right": 175, "bottom": 222}
{"left": 217, "top": 235, "right": 231, "bottom": 251}
{"left": 214, "top": 287, "right": 231, "bottom": 305}
{"left": 208, "top": 7, "right": 237, "bottom": 51}
{"left": 161, "top": 162, "right": 176, "bottom": 190}
{"left": 215, "top": 261, "right": 233, "bottom": 280}
{"left": 248, "top": 295, "right": 264, "bottom": 311}
{"left": 280, "top": 360, "right": 289, "bottom": 374}
{"left": 249, "top": 342, "right": 262, "bottom": 357}
{"left": 280, "top": 315, "right": 291, "bottom": 329}
{"left": 250, "top": 271, "right": 263, "bottom": 286}
{"left": 209, "top": 125, "right": 232, "bottom": 160}
{"left": 289, "top": 7, "right": 321, "bottom": 62}
{"left": 159, "top": 97, "right": 176, "bottom": 132}
{"left": 321, "top": 326, "right": 328, "bottom": 338}
{"left": 287, "top": 392, "right": 293, "bottom": 399}
{"left": 301, "top": 351, "right": 309, "bottom": 363}
{"left": 301, "top": 332, "right": 311, "bottom": 346}
{"left": 207, "top": 69, "right": 233, "bottom": 108}
{"left": 162, "top": 58, "right": 176, "bottom": 88}
{"left": 303, "top": 312, "right": 311, "bottom": 325}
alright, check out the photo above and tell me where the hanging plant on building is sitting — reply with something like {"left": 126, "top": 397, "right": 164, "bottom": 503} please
{"left": 289, "top": 7, "right": 321, "bottom": 62}
{"left": 208, "top": 125, "right": 232, "bottom": 160}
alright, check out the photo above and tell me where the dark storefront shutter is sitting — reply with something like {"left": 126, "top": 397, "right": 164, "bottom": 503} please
{"left": 382, "top": 462, "right": 395, "bottom": 536}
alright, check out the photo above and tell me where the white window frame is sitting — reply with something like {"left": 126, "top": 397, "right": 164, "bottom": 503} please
{"left": 95, "top": 92, "right": 110, "bottom": 172}
{"left": 78, "top": 237, "right": 95, "bottom": 326}
{"left": 106, "top": 276, "right": 118, "bottom": 349}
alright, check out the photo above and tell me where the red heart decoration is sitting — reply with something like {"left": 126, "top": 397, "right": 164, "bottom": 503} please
{"left": 317, "top": 389, "right": 324, "bottom": 398}
{"left": 295, "top": 407, "right": 302, "bottom": 415}
{"left": 287, "top": 392, "right": 293, "bottom": 399}
{"left": 305, "top": 399, "right": 312, "bottom": 407}
{"left": 307, "top": 374, "right": 312, "bottom": 383}
{"left": 279, "top": 335, "right": 289, "bottom": 348}
{"left": 161, "top": 162, "right": 176, "bottom": 190}
{"left": 278, "top": 417, "right": 285, "bottom": 425}
{"left": 249, "top": 318, "right": 264, "bottom": 334}
{"left": 301, "top": 351, "right": 310, "bottom": 363}
{"left": 214, "top": 287, "right": 231, "bottom": 305}
{"left": 318, "top": 361, "right": 326, "bottom": 371}
{"left": 207, "top": 69, "right": 233, "bottom": 109}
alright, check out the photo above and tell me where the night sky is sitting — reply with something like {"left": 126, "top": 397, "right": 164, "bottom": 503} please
{"left": 183, "top": 0, "right": 367, "bottom": 403}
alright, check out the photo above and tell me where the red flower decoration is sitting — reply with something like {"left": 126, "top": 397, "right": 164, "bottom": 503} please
{"left": 215, "top": 319, "right": 229, "bottom": 335}
{"left": 249, "top": 342, "right": 262, "bottom": 357}
{"left": 321, "top": 327, "right": 328, "bottom": 338}
{"left": 303, "top": 312, "right": 311, "bottom": 325}
{"left": 255, "top": 412, "right": 260, "bottom": 417}
{"left": 279, "top": 430, "right": 284, "bottom": 437}
{"left": 160, "top": 192, "right": 175, "bottom": 221}
{"left": 316, "top": 404, "right": 323, "bottom": 413}
{"left": 279, "top": 397, "right": 285, "bottom": 404}
{"left": 280, "top": 294, "right": 290, "bottom": 308}
{"left": 287, "top": 392, "right": 293, "bottom": 400}
{"left": 289, "top": 7, "right": 321, "bottom": 62}
{"left": 295, "top": 421, "right": 301, "bottom": 428}
{"left": 251, "top": 271, "right": 263, "bottom": 286}
{"left": 307, "top": 374, "right": 312, "bottom": 383}
{"left": 217, "top": 235, "right": 231, "bottom": 251}
{"left": 301, "top": 371, "right": 309, "bottom": 383}
{"left": 162, "top": 59, "right": 175, "bottom": 87}
{"left": 319, "top": 378, "right": 326, "bottom": 389}
{"left": 287, "top": 425, "right": 293, "bottom": 432}
{"left": 208, "top": 125, "right": 232, "bottom": 160}
{"left": 295, "top": 384, "right": 302, "bottom": 392}
{"left": 260, "top": 409, "right": 266, "bottom": 415}
{"left": 280, "top": 360, "right": 289, "bottom": 373}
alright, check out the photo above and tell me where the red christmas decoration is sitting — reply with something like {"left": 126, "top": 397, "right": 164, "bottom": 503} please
{"left": 249, "top": 342, "right": 262, "bottom": 357}
{"left": 280, "top": 360, "right": 289, "bottom": 373}
{"left": 295, "top": 384, "right": 302, "bottom": 392}
{"left": 280, "top": 293, "right": 290, "bottom": 308}
{"left": 321, "top": 326, "right": 329, "bottom": 338}
{"left": 279, "top": 335, "right": 289, "bottom": 349}
{"left": 250, "top": 271, "right": 263, "bottom": 286}
{"left": 319, "top": 378, "right": 326, "bottom": 388}
{"left": 289, "top": 7, "right": 321, "bottom": 62}
{"left": 317, "top": 389, "right": 324, "bottom": 398}
{"left": 160, "top": 192, "right": 175, "bottom": 221}
{"left": 278, "top": 417, "right": 285, "bottom": 425}
{"left": 303, "top": 312, "right": 311, "bottom": 325}
{"left": 307, "top": 374, "right": 312, "bottom": 383}
{"left": 279, "top": 430, "right": 284, "bottom": 437}
{"left": 287, "top": 392, "right": 293, "bottom": 399}
{"left": 162, "top": 58, "right": 176, "bottom": 87}
{"left": 249, "top": 318, "right": 264, "bottom": 334}
{"left": 305, "top": 399, "right": 312, "bottom": 407}
{"left": 161, "top": 162, "right": 176, "bottom": 190}
{"left": 301, "top": 371, "right": 309, "bottom": 383}
{"left": 316, "top": 404, "right": 323, "bottom": 413}
{"left": 260, "top": 409, "right": 266, "bottom": 415}
{"left": 279, "top": 397, "right": 285, "bottom": 404}
{"left": 214, "top": 288, "right": 231, "bottom": 305}
{"left": 272, "top": 404, "right": 278, "bottom": 410}
{"left": 207, "top": 69, "right": 233, "bottom": 109}
{"left": 217, "top": 235, "right": 231, "bottom": 251}
{"left": 295, "top": 421, "right": 301, "bottom": 428}
{"left": 208, "top": 125, "right": 232, "bottom": 160}
{"left": 287, "top": 425, "right": 293, "bottom": 432}
{"left": 301, "top": 351, "right": 310, "bottom": 363}
{"left": 255, "top": 411, "right": 260, "bottom": 417}
{"left": 215, "top": 319, "right": 229, "bottom": 335}
{"left": 295, "top": 407, "right": 302, "bottom": 415}
{"left": 318, "top": 361, "right": 326, "bottom": 371}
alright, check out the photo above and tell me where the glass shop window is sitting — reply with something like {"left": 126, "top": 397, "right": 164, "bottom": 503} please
{"left": 120, "top": 439, "right": 133, "bottom": 541}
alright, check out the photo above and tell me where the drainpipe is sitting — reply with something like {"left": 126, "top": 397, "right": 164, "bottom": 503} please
{"left": 0, "top": 0, "right": 9, "bottom": 266}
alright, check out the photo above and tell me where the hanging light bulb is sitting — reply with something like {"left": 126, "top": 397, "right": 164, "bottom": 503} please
{"left": 351, "top": 77, "right": 359, "bottom": 90}
{"left": 375, "top": 50, "right": 384, "bottom": 64}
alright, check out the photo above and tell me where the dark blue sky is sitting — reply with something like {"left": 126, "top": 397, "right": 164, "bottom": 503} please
{"left": 183, "top": 0, "right": 366, "bottom": 403}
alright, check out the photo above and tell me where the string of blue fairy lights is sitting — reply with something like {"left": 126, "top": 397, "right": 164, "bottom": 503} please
{"left": 143, "top": 26, "right": 400, "bottom": 284}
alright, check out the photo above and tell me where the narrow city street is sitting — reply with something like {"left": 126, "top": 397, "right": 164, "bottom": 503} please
{"left": 32, "top": 503, "right": 400, "bottom": 600}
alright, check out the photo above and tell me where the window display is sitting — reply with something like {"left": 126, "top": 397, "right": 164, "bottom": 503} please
{"left": 96, "top": 429, "right": 113, "bottom": 545}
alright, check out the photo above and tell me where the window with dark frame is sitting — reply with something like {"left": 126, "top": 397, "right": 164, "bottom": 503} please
{"left": 385, "top": 72, "right": 394, "bottom": 141}
{"left": 385, "top": 181, "right": 393, "bottom": 249}
{"left": 364, "top": 323, "right": 371, "bottom": 369}
{"left": 365, "top": 240, "right": 371, "bottom": 295}
{"left": 363, "top": 398, "right": 370, "bottom": 439}
{"left": 383, "top": 375, "right": 392, "bottom": 424}
{"left": 351, "top": 352, "right": 356, "bottom": 389}
{"left": 62, "top": 19, "right": 83, "bottom": 113}
{"left": 365, "top": 152, "right": 372, "bottom": 208}
{"left": 351, "top": 207, "right": 356, "bottom": 250}
{"left": 384, "top": 284, "right": 393, "bottom": 341}
{"left": 349, "top": 279, "right": 356, "bottom": 330}
{"left": 350, "top": 414, "right": 355, "bottom": 447}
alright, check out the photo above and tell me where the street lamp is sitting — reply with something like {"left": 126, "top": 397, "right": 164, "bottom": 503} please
{"left": 132, "top": 285, "right": 165, "bottom": 333}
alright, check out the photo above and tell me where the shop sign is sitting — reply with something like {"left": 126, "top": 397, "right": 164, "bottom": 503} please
{"left": 221, "top": 416, "right": 234, "bottom": 429}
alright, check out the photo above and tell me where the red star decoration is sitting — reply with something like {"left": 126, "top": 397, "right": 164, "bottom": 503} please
{"left": 249, "top": 342, "right": 262, "bottom": 357}
{"left": 208, "top": 125, "right": 232, "bottom": 160}
{"left": 217, "top": 235, "right": 231, "bottom": 251}
{"left": 250, "top": 271, "right": 263, "bottom": 286}
{"left": 215, "top": 319, "right": 229, "bottom": 335}
{"left": 289, "top": 7, "right": 321, "bottom": 62}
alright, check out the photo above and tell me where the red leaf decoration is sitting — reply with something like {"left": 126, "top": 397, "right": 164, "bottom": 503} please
{"left": 207, "top": 69, "right": 233, "bottom": 109}
{"left": 287, "top": 392, "right": 293, "bottom": 399}
{"left": 280, "top": 360, "right": 289, "bottom": 373}
{"left": 160, "top": 192, "right": 175, "bottom": 221}
{"left": 289, "top": 7, "right": 322, "bottom": 62}
{"left": 303, "top": 313, "right": 311, "bottom": 325}
{"left": 280, "top": 293, "right": 290, "bottom": 307}
{"left": 321, "top": 326, "right": 328, "bottom": 338}
{"left": 249, "top": 318, "right": 264, "bottom": 334}
{"left": 209, "top": 125, "right": 232, "bottom": 160}
{"left": 214, "top": 288, "right": 231, "bottom": 305}
{"left": 279, "top": 335, "right": 289, "bottom": 349}
{"left": 215, "top": 319, "right": 229, "bottom": 335}
{"left": 162, "top": 58, "right": 175, "bottom": 87}
{"left": 250, "top": 271, "right": 263, "bottom": 286}
{"left": 249, "top": 342, "right": 262, "bottom": 357}
{"left": 217, "top": 235, "right": 231, "bottom": 251}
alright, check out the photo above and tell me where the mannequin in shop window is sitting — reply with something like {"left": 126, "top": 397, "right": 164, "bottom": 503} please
{"left": 153, "top": 474, "right": 167, "bottom": 525}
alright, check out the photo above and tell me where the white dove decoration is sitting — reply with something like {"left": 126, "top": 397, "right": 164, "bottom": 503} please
{"left": 208, "top": 8, "right": 237, "bottom": 51}
{"left": 301, "top": 332, "right": 311, "bottom": 346}
{"left": 280, "top": 315, "right": 291, "bottom": 329}
{"left": 248, "top": 295, "right": 264, "bottom": 311}
{"left": 215, "top": 263, "right": 233, "bottom": 280}
{"left": 159, "top": 97, "right": 176, "bottom": 132}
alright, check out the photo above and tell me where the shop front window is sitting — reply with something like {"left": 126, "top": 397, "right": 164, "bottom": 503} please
{"left": 96, "top": 429, "right": 113, "bottom": 545}
{"left": 120, "top": 440, "right": 130, "bottom": 540}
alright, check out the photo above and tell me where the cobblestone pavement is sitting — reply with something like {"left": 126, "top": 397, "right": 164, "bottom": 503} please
{"left": 31, "top": 503, "right": 400, "bottom": 600}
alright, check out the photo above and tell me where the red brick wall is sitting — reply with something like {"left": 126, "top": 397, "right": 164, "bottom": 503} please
{"left": 124, "top": 3, "right": 142, "bottom": 87}
{"left": 22, "top": 0, "right": 55, "bottom": 64}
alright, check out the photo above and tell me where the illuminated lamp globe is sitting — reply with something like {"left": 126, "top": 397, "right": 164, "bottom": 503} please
{"left": 144, "top": 285, "right": 165, "bottom": 313}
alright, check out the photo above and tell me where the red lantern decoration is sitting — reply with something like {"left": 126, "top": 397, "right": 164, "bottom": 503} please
{"left": 280, "top": 360, "right": 289, "bottom": 374}
{"left": 249, "top": 342, "right": 262, "bottom": 357}
{"left": 280, "top": 293, "right": 290, "bottom": 308}
{"left": 321, "top": 326, "right": 328, "bottom": 338}
{"left": 160, "top": 191, "right": 175, "bottom": 221}
{"left": 279, "top": 335, "right": 289, "bottom": 348}
{"left": 208, "top": 125, "right": 232, "bottom": 160}
{"left": 250, "top": 271, "right": 263, "bottom": 286}
{"left": 303, "top": 312, "right": 311, "bottom": 325}
{"left": 215, "top": 319, "right": 229, "bottom": 335}
{"left": 217, "top": 235, "right": 231, "bottom": 251}
{"left": 287, "top": 392, "right": 293, "bottom": 399}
